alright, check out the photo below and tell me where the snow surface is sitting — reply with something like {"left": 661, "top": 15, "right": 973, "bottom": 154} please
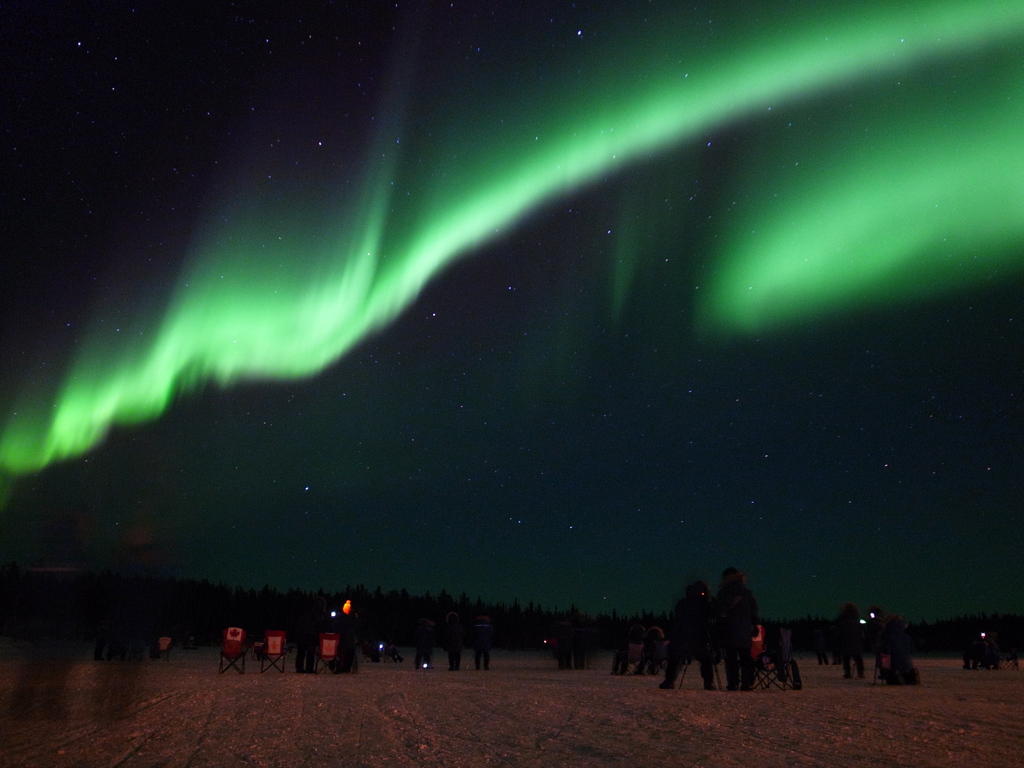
{"left": 3, "top": 644, "right": 1022, "bottom": 767}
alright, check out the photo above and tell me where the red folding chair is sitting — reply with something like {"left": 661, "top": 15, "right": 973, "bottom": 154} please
{"left": 157, "top": 636, "right": 172, "bottom": 661}
{"left": 750, "top": 625, "right": 766, "bottom": 660}
{"left": 219, "top": 627, "right": 247, "bottom": 673}
{"left": 261, "top": 630, "right": 288, "bottom": 673}
{"left": 315, "top": 632, "right": 340, "bottom": 674}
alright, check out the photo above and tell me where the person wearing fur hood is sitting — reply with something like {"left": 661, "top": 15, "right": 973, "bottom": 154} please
{"left": 716, "top": 567, "right": 759, "bottom": 691}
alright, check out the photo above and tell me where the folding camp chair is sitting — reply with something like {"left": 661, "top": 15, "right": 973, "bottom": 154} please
{"left": 261, "top": 630, "right": 288, "bottom": 673}
{"left": 157, "top": 636, "right": 172, "bottom": 661}
{"left": 753, "top": 627, "right": 802, "bottom": 690}
{"left": 624, "top": 642, "right": 645, "bottom": 674}
{"left": 643, "top": 639, "right": 670, "bottom": 675}
{"left": 219, "top": 627, "right": 247, "bottom": 673}
{"left": 315, "top": 632, "right": 340, "bottom": 674}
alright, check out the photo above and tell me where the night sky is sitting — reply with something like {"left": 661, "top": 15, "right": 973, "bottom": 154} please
{"left": 2, "top": 1, "right": 1023, "bottom": 622}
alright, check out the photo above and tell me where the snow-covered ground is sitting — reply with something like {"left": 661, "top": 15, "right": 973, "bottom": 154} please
{"left": 3, "top": 645, "right": 1021, "bottom": 767}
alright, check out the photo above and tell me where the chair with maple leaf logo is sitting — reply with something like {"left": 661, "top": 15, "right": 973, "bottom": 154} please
{"left": 315, "top": 632, "right": 341, "bottom": 674}
{"left": 260, "top": 630, "right": 288, "bottom": 673}
{"left": 219, "top": 627, "right": 247, "bottom": 673}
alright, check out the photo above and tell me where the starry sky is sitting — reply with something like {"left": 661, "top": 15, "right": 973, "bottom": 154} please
{"left": 2, "top": 1, "right": 1023, "bottom": 621}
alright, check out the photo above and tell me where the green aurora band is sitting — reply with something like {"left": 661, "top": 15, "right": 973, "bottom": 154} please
{"left": 2, "top": 0, "right": 1024, "bottom": 479}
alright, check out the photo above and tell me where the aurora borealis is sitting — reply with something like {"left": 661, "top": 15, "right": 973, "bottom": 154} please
{"left": 2, "top": 1, "right": 1022, "bottom": 620}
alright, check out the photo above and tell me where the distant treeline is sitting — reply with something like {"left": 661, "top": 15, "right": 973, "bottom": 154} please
{"left": 1, "top": 563, "right": 1020, "bottom": 654}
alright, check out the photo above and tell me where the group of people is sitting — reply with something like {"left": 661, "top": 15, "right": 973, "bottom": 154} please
{"left": 613, "top": 568, "right": 921, "bottom": 691}
{"left": 548, "top": 614, "right": 592, "bottom": 670}
{"left": 294, "top": 596, "right": 360, "bottom": 673}
{"left": 812, "top": 604, "right": 917, "bottom": 684}
{"left": 611, "top": 567, "right": 761, "bottom": 691}
{"left": 292, "top": 596, "right": 495, "bottom": 674}
{"left": 415, "top": 613, "right": 494, "bottom": 671}
{"left": 962, "top": 632, "right": 1003, "bottom": 670}
{"left": 663, "top": 567, "right": 762, "bottom": 691}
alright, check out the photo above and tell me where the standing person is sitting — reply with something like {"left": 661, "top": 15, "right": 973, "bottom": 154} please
{"left": 336, "top": 599, "right": 359, "bottom": 673}
{"left": 660, "top": 580, "right": 717, "bottom": 690}
{"left": 864, "top": 606, "right": 886, "bottom": 677}
{"left": 473, "top": 615, "right": 493, "bottom": 670}
{"left": 827, "top": 623, "right": 842, "bottom": 665}
{"left": 837, "top": 602, "right": 866, "bottom": 679}
{"left": 444, "top": 612, "right": 465, "bottom": 671}
{"left": 552, "top": 619, "right": 576, "bottom": 670}
{"left": 294, "top": 596, "right": 325, "bottom": 674}
{"left": 879, "top": 614, "right": 917, "bottom": 684}
{"left": 716, "top": 567, "right": 758, "bottom": 692}
{"left": 812, "top": 628, "right": 830, "bottom": 665}
{"left": 571, "top": 610, "right": 590, "bottom": 670}
{"left": 414, "top": 618, "right": 435, "bottom": 669}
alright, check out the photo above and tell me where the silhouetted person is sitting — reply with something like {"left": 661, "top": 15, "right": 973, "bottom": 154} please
{"left": 415, "top": 618, "right": 435, "bottom": 669}
{"left": 473, "top": 615, "right": 493, "bottom": 670}
{"left": 660, "top": 580, "right": 716, "bottom": 690}
{"left": 444, "top": 611, "right": 464, "bottom": 671}
{"left": 963, "top": 636, "right": 987, "bottom": 670}
{"left": 384, "top": 641, "right": 404, "bottom": 662}
{"left": 716, "top": 567, "right": 758, "bottom": 691}
{"left": 827, "top": 623, "right": 841, "bottom": 665}
{"left": 571, "top": 610, "right": 590, "bottom": 670}
{"left": 879, "top": 615, "right": 917, "bottom": 684}
{"left": 837, "top": 602, "right": 865, "bottom": 679}
{"left": 294, "top": 596, "right": 324, "bottom": 673}
{"left": 553, "top": 619, "right": 576, "bottom": 670}
{"left": 335, "top": 600, "right": 358, "bottom": 673}
{"left": 812, "top": 628, "right": 829, "bottom": 665}
{"left": 864, "top": 606, "right": 886, "bottom": 677}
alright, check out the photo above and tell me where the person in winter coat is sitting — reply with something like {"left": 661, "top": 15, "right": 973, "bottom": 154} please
{"left": 660, "top": 580, "right": 717, "bottom": 690}
{"left": 414, "top": 618, "right": 435, "bottom": 669}
{"left": 879, "top": 615, "right": 917, "bottom": 684}
{"left": 473, "top": 615, "right": 494, "bottom": 670}
{"left": 811, "top": 628, "right": 830, "bottom": 665}
{"left": 444, "top": 612, "right": 465, "bottom": 671}
{"left": 294, "top": 596, "right": 324, "bottom": 674}
{"left": 716, "top": 567, "right": 758, "bottom": 691}
{"left": 864, "top": 606, "right": 886, "bottom": 676}
{"left": 335, "top": 600, "right": 359, "bottom": 673}
{"left": 552, "top": 619, "right": 577, "bottom": 670}
{"left": 836, "top": 602, "right": 865, "bottom": 679}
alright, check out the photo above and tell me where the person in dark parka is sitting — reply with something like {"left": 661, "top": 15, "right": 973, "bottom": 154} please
{"left": 294, "top": 596, "right": 324, "bottom": 673}
{"left": 335, "top": 600, "right": 359, "bottom": 673}
{"left": 836, "top": 602, "right": 865, "bottom": 679}
{"left": 552, "top": 619, "right": 576, "bottom": 670}
{"left": 864, "top": 606, "right": 886, "bottom": 677}
{"left": 473, "top": 615, "right": 493, "bottom": 670}
{"left": 812, "top": 628, "right": 830, "bottom": 665}
{"left": 660, "top": 580, "right": 717, "bottom": 690}
{"left": 414, "top": 618, "right": 435, "bottom": 669}
{"left": 444, "top": 611, "right": 465, "bottom": 671}
{"left": 879, "top": 614, "right": 916, "bottom": 684}
{"left": 716, "top": 567, "right": 758, "bottom": 691}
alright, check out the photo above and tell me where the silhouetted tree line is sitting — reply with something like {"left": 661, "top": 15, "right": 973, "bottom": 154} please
{"left": 1, "top": 563, "right": 1019, "bottom": 654}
